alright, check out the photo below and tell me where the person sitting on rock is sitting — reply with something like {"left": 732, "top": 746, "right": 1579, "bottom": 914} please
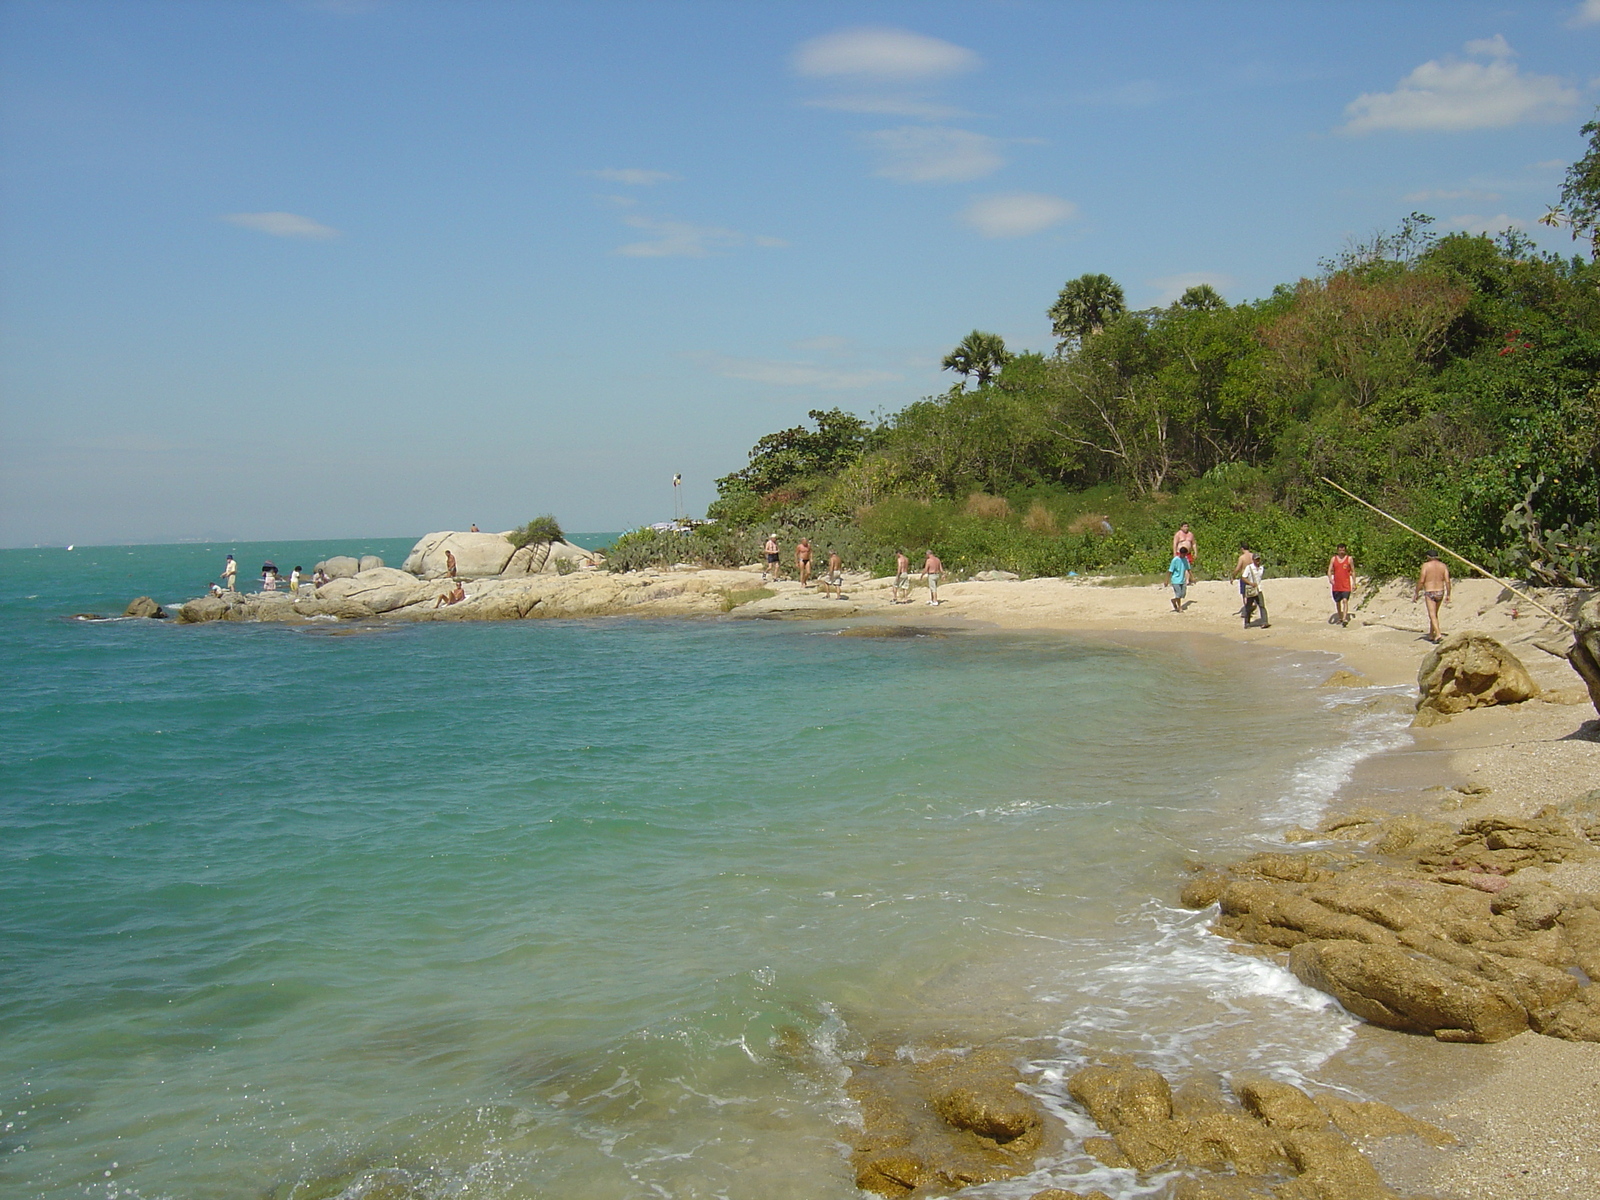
{"left": 435, "top": 580, "right": 466, "bottom": 607}
{"left": 312, "top": 568, "right": 330, "bottom": 588}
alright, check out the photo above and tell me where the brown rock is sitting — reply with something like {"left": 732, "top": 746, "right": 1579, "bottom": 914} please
{"left": 1317, "top": 1096, "right": 1455, "bottom": 1146}
{"left": 930, "top": 1083, "right": 1042, "bottom": 1144}
{"left": 123, "top": 596, "right": 165, "bottom": 618}
{"left": 1559, "top": 901, "right": 1600, "bottom": 979}
{"left": 1173, "top": 1180, "right": 1275, "bottom": 1200}
{"left": 1066, "top": 1064, "right": 1172, "bottom": 1130}
{"left": 1540, "top": 986, "right": 1600, "bottom": 1042}
{"left": 1321, "top": 670, "right": 1368, "bottom": 688}
{"left": 1567, "top": 593, "right": 1600, "bottom": 718}
{"left": 1029, "top": 1190, "right": 1115, "bottom": 1200}
{"left": 1233, "top": 1078, "right": 1328, "bottom": 1132}
{"left": 1277, "top": 1128, "right": 1398, "bottom": 1200}
{"left": 1288, "top": 939, "right": 1529, "bottom": 1043}
{"left": 1415, "top": 632, "right": 1540, "bottom": 720}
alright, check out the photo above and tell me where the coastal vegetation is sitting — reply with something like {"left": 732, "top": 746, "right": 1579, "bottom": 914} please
{"left": 506, "top": 514, "right": 565, "bottom": 549}
{"left": 612, "top": 113, "right": 1600, "bottom": 584}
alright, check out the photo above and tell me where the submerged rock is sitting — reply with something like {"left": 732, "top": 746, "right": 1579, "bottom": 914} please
{"left": 123, "top": 596, "right": 165, "bottom": 618}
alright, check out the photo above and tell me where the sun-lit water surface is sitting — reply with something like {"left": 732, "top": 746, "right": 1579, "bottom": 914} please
{"left": 0, "top": 543, "right": 1410, "bottom": 1199}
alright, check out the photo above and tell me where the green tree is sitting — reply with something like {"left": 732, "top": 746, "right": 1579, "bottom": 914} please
{"left": 1049, "top": 273, "right": 1127, "bottom": 350}
{"left": 710, "top": 408, "right": 874, "bottom": 519}
{"left": 940, "top": 329, "right": 1012, "bottom": 387}
{"left": 1177, "top": 283, "right": 1226, "bottom": 311}
{"left": 1542, "top": 108, "right": 1600, "bottom": 257}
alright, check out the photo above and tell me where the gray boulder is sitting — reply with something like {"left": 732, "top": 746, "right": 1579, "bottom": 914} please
{"left": 358, "top": 555, "right": 384, "bottom": 572}
{"left": 316, "top": 567, "right": 432, "bottom": 614}
{"left": 402, "top": 531, "right": 515, "bottom": 578}
{"left": 322, "top": 555, "right": 362, "bottom": 579}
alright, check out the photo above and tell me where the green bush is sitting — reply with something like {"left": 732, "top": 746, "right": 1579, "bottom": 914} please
{"left": 506, "top": 515, "right": 564, "bottom": 549}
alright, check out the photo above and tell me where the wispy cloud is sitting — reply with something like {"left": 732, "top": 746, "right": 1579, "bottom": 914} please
{"left": 702, "top": 353, "right": 901, "bottom": 390}
{"left": 587, "top": 168, "right": 679, "bottom": 186}
{"left": 1444, "top": 212, "right": 1530, "bottom": 233}
{"left": 220, "top": 211, "right": 340, "bottom": 239}
{"left": 962, "top": 192, "right": 1078, "bottom": 238}
{"left": 1340, "top": 36, "right": 1577, "bottom": 133}
{"left": 862, "top": 126, "right": 1003, "bottom": 183}
{"left": 791, "top": 335, "right": 854, "bottom": 353}
{"left": 1568, "top": 0, "right": 1600, "bottom": 28}
{"left": 793, "top": 27, "right": 979, "bottom": 81}
{"left": 615, "top": 215, "right": 786, "bottom": 258}
{"left": 803, "top": 95, "right": 970, "bottom": 119}
{"left": 1147, "top": 272, "right": 1238, "bottom": 306}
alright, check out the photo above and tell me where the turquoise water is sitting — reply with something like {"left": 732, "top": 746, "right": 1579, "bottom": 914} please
{"left": 0, "top": 544, "right": 1407, "bottom": 1200}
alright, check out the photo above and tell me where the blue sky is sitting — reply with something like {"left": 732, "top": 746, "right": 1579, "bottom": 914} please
{"left": 2, "top": 0, "right": 1598, "bottom": 546}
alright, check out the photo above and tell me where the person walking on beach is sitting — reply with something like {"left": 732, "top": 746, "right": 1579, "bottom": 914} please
{"left": 1242, "top": 553, "right": 1269, "bottom": 629}
{"left": 924, "top": 550, "right": 943, "bottom": 606}
{"left": 1167, "top": 546, "right": 1193, "bottom": 612}
{"left": 821, "top": 548, "right": 845, "bottom": 599}
{"left": 892, "top": 551, "right": 910, "bottom": 604}
{"left": 1231, "top": 543, "right": 1253, "bottom": 615}
{"left": 1327, "top": 545, "right": 1355, "bottom": 627}
{"left": 796, "top": 538, "right": 813, "bottom": 587}
{"left": 221, "top": 554, "right": 237, "bottom": 592}
{"left": 1414, "top": 552, "right": 1451, "bottom": 643}
{"left": 1172, "top": 523, "right": 1197, "bottom": 567}
{"left": 762, "top": 534, "right": 780, "bottom": 582}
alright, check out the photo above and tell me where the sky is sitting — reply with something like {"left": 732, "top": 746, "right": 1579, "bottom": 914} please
{"left": 2, "top": 0, "right": 1598, "bottom": 546}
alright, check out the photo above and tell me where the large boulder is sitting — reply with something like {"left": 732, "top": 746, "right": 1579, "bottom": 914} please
{"left": 1415, "top": 632, "right": 1539, "bottom": 724}
{"left": 316, "top": 567, "right": 433, "bottom": 614}
{"left": 1288, "top": 939, "right": 1529, "bottom": 1043}
{"left": 322, "top": 555, "right": 362, "bottom": 580}
{"left": 402, "top": 531, "right": 515, "bottom": 579}
{"left": 124, "top": 596, "right": 165, "bottom": 618}
{"left": 1569, "top": 593, "right": 1600, "bottom": 718}
{"left": 358, "top": 554, "right": 384, "bottom": 572}
{"left": 500, "top": 538, "right": 601, "bottom": 576}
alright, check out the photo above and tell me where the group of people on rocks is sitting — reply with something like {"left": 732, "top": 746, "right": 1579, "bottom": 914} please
{"left": 213, "top": 555, "right": 328, "bottom": 599}
{"left": 1164, "top": 524, "right": 1454, "bottom": 641}
{"left": 761, "top": 536, "right": 945, "bottom": 606}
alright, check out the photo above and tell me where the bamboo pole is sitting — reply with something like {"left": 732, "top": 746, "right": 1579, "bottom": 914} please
{"left": 1319, "top": 476, "right": 1577, "bottom": 633}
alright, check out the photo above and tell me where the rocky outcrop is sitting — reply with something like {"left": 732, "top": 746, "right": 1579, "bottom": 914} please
{"left": 401, "top": 532, "right": 516, "bottom": 579}
{"left": 124, "top": 596, "right": 165, "bottom": 618}
{"left": 315, "top": 567, "right": 435, "bottom": 614}
{"left": 1569, "top": 592, "right": 1600, "bottom": 718}
{"left": 320, "top": 555, "right": 362, "bottom": 579}
{"left": 501, "top": 539, "right": 602, "bottom": 576}
{"left": 1184, "top": 802, "right": 1600, "bottom": 1044}
{"left": 176, "top": 593, "right": 376, "bottom": 623}
{"left": 1414, "top": 632, "right": 1539, "bottom": 725}
{"left": 845, "top": 1040, "right": 1053, "bottom": 1198}
{"left": 358, "top": 554, "right": 384, "bottom": 572}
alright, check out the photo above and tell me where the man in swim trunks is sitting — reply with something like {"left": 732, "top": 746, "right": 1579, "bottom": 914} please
{"left": 821, "top": 548, "right": 845, "bottom": 599}
{"left": 1167, "top": 546, "right": 1193, "bottom": 612}
{"left": 1172, "top": 523, "right": 1197, "bottom": 566}
{"left": 924, "top": 550, "right": 943, "bottom": 605}
{"left": 1327, "top": 544, "right": 1355, "bottom": 627}
{"left": 445, "top": 549, "right": 457, "bottom": 579}
{"left": 1231, "top": 542, "right": 1253, "bottom": 615}
{"left": 1414, "top": 552, "right": 1451, "bottom": 643}
{"left": 796, "top": 538, "right": 813, "bottom": 587}
{"left": 763, "top": 535, "right": 780, "bottom": 582}
{"left": 892, "top": 551, "right": 910, "bottom": 603}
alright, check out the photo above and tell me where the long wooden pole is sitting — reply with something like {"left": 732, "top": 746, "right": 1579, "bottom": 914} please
{"left": 1319, "top": 476, "right": 1577, "bottom": 633}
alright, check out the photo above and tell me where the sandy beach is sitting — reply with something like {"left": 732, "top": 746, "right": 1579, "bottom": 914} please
{"left": 863, "top": 570, "right": 1599, "bottom": 1199}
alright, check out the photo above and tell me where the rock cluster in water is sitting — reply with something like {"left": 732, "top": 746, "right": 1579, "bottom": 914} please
{"left": 1182, "top": 796, "right": 1600, "bottom": 1045}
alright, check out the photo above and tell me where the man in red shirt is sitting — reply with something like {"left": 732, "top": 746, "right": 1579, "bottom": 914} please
{"left": 1327, "top": 544, "right": 1355, "bottom": 627}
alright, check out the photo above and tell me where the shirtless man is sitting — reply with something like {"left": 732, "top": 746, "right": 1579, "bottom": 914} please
{"left": 796, "top": 538, "right": 813, "bottom": 587}
{"left": 762, "top": 534, "right": 780, "bottom": 582}
{"left": 1172, "top": 523, "right": 1197, "bottom": 566}
{"left": 924, "top": 550, "right": 943, "bottom": 605}
{"left": 1327, "top": 544, "right": 1355, "bottom": 627}
{"left": 435, "top": 579, "right": 466, "bottom": 607}
{"left": 1231, "top": 542, "right": 1253, "bottom": 615}
{"left": 821, "top": 548, "right": 845, "bottom": 599}
{"left": 1414, "top": 552, "right": 1451, "bottom": 643}
{"left": 892, "top": 551, "right": 911, "bottom": 603}
{"left": 445, "top": 549, "right": 457, "bottom": 579}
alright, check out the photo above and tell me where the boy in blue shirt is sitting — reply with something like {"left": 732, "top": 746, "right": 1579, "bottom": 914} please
{"left": 1167, "top": 547, "right": 1193, "bottom": 612}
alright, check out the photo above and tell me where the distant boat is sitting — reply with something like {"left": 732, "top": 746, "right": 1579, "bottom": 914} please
{"left": 66, "top": 544, "right": 74, "bottom": 551}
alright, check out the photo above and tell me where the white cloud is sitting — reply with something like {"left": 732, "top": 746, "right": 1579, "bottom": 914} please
{"left": 703, "top": 353, "right": 900, "bottom": 390}
{"left": 615, "top": 215, "right": 786, "bottom": 258}
{"left": 220, "top": 211, "right": 340, "bottom": 239}
{"left": 1147, "top": 272, "right": 1237, "bottom": 306}
{"left": 588, "top": 168, "right": 678, "bottom": 185}
{"left": 1568, "top": 0, "right": 1600, "bottom": 27}
{"left": 1340, "top": 37, "right": 1578, "bottom": 133}
{"left": 1444, "top": 212, "right": 1530, "bottom": 233}
{"left": 793, "top": 27, "right": 979, "bottom": 81}
{"left": 862, "top": 126, "right": 1003, "bottom": 183}
{"left": 961, "top": 192, "right": 1078, "bottom": 238}
{"left": 803, "top": 95, "right": 970, "bottom": 119}
{"left": 791, "top": 335, "right": 853, "bottom": 353}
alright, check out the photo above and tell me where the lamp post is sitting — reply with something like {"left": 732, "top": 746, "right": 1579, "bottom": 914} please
{"left": 672, "top": 473, "right": 683, "bottom": 523}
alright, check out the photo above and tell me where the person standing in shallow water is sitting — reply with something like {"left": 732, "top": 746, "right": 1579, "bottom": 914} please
{"left": 1327, "top": 544, "right": 1355, "bottom": 627}
{"left": 1414, "top": 552, "right": 1451, "bottom": 643}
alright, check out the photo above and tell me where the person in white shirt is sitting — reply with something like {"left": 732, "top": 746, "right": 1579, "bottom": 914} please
{"left": 1242, "top": 553, "right": 1269, "bottom": 629}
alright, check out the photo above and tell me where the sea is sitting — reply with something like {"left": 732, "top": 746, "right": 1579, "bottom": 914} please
{"left": 0, "top": 539, "right": 1416, "bottom": 1200}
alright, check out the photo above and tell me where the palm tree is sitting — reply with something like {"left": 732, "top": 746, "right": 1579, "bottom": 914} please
{"left": 1177, "top": 283, "right": 1226, "bottom": 311}
{"left": 1048, "top": 273, "right": 1126, "bottom": 349}
{"left": 941, "top": 330, "right": 1012, "bottom": 387}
